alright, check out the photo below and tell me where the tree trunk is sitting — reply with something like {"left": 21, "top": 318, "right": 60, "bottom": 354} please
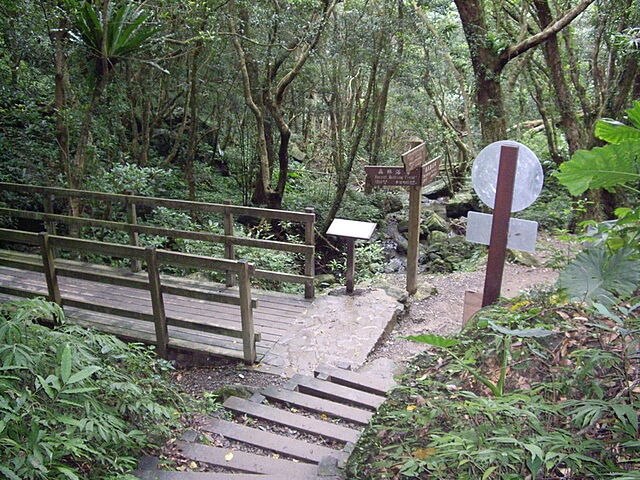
{"left": 52, "top": 15, "right": 70, "bottom": 178}
{"left": 454, "top": 0, "right": 596, "bottom": 145}
{"left": 533, "top": 0, "right": 585, "bottom": 156}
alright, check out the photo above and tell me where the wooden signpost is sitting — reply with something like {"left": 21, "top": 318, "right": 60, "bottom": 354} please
{"left": 364, "top": 142, "right": 440, "bottom": 295}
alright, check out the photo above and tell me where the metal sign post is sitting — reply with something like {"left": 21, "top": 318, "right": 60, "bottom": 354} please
{"left": 482, "top": 145, "right": 518, "bottom": 306}
{"left": 465, "top": 140, "right": 544, "bottom": 319}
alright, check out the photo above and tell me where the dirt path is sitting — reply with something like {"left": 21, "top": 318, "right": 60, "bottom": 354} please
{"left": 368, "top": 261, "right": 559, "bottom": 367}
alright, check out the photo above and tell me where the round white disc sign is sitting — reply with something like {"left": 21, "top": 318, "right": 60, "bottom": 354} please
{"left": 471, "top": 140, "right": 543, "bottom": 212}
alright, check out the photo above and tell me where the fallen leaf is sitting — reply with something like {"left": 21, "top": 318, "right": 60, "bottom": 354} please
{"left": 406, "top": 405, "right": 417, "bottom": 411}
{"left": 413, "top": 447, "right": 437, "bottom": 460}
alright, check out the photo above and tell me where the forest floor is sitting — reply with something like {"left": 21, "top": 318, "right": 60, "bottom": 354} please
{"left": 172, "top": 233, "right": 574, "bottom": 396}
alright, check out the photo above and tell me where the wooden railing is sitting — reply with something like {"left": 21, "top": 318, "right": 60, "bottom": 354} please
{"left": 0, "top": 182, "right": 316, "bottom": 298}
{"left": 0, "top": 228, "right": 259, "bottom": 364}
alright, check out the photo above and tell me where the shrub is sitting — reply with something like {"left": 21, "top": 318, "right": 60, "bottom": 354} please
{"left": 0, "top": 297, "right": 183, "bottom": 480}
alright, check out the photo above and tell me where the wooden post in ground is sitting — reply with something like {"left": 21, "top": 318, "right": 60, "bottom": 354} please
{"left": 146, "top": 247, "right": 169, "bottom": 358}
{"left": 406, "top": 184, "right": 421, "bottom": 295}
{"left": 237, "top": 259, "right": 256, "bottom": 364}
{"left": 40, "top": 232, "right": 61, "bottom": 306}
{"left": 304, "top": 207, "right": 315, "bottom": 299}
{"left": 42, "top": 194, "right": 57, "bottom": 236}
{"left": 126, "top": 193, "right": 141, "bottom": 272}
{"left": 224, "top": 200, "right": 236, "bottom": 288}
{"left": 482, "top": 145, "right": 518, "bottom": 306}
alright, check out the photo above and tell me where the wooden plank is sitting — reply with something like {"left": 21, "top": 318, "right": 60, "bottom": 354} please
{"left": 314, "top": 364, "right": 396, "bottom": 396}
{"left": 253, "top": 269, "right": 312, "bottom": 285}
{"left": 50, "top": 235, "right": 147, "bottom": 260}
{"left": 174, "top": 440, "right": 319, "bottom": 476}
{"left": 0, "top": 228, "right": 41, "bottom": 245}
{"left": 0, "top": 182, "right": 315, "bottom": 223}
{"left": 0, "top": 260, "right": 309, "bottom": 362}
{"left": 260, "top": 386, "right": 372, "bottom": 425}
{"left": 223, "top": 396, "right": 360, "bottom": 444}
{"left": 0, "top": 250, "right": 44, "bottom": 273}
{"left": 202, "top": 419, "right": 348, "bottom": 463}
{"left": 289, "top": 374, "right": 385, "bottom": 410}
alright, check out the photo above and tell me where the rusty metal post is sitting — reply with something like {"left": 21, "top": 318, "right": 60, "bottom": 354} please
{"left": 482, "top": 145, "right": 519, "bottom": 306}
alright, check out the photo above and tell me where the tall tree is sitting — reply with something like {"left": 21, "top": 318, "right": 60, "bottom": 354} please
{"left": 228, "top": 0, "right": 340, "bottom": 209}
{"left": 453, "top": 0, "right": 596, "bottom": 144}
{"left": 68, "top": 0, "right": 157, "bottom": 214}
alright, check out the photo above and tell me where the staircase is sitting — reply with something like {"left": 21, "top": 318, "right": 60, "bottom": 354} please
{"left": 134, "top": 364, "right": 396, "bottom": 479}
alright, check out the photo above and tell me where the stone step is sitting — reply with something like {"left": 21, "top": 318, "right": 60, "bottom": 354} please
{"left": 202, "top": 418, "right": 349, "bottom": 463}
{"left": 136, "top": 470, "right": 308, "bottom": 480}
{"left": 259, "top": 385, "right": 372, "bottom": 425}
{"left": 223, "top": 396, "right": 361, "bottom": 444}
{"left": 174, "top": 440, "right": 319, "bottom": 477}
{"left": 314, "top": 363, "right": 397, "bottom": 396}
{"left": 289, "top": 374, "right": 386, "bottom": 410}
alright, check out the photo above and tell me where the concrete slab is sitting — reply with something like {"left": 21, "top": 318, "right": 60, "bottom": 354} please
{"left": 255, "top": 288, "right": 403, "bottom": 377}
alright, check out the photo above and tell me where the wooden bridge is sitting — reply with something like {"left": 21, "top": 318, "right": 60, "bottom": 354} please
{"left": 0, "top": 183, "right": 317, "bottom": 364}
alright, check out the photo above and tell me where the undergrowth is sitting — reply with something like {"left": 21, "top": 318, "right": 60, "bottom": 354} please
{"left": 0, "top": 298, "right": 186, "bottom": 480}
{"left": 347, "top": 288, "right": 640, "bottom": 479}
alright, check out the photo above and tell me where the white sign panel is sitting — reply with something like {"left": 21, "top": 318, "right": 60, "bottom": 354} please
{"left": 466, "top": 211, "right": 538, "bottom": 253}
{"left": 327, "top": 219, "right": 376, "bottom": 240}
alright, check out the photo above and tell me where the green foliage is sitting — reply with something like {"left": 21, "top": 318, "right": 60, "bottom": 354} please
{"left": 0, "top": 297, "right": 183, "bottom": 480}
{"left": 349, "top": 290, "right": 640, "bottom": 478}
{"left": 85, "top": 163, "right": 184, "bottom": 197}
{"left": 558, "top": 245, "right": 640, "bottom": 306}
{"left": 556, "top": 101, "right": 640, "bottom": 196}
{"left": 73, "top": 2, "right": 158, "bottom": 67}
{"left": 554, "top": 103, "right": 640, "bottom": 307}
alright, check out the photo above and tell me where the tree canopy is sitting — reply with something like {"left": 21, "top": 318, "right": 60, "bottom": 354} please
{"left": 0, "top": 0, "right": 638, "bottom": 222}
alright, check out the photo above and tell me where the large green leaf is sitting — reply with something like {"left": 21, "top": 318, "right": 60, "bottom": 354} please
{"left": 557, "top": 246, "right": 640, "bottom": 305}
{"left": 555, "top": 139, "right": 640, "bottom": 195}
{"left": 624, "top": 100, "right": 640, "bottom": 130}
{"left": 595, "top": 119, "right": 640, "bottom": 144}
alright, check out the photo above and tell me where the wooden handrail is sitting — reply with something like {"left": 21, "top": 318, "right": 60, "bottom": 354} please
{"left": 0, "top": 182, "right": 316, "bottom": 297}
{"left": 0, "top": 228, "right": 258, "bottom": 364}
{"left": 0, "top": 182, "right": 314, "bottom": 222}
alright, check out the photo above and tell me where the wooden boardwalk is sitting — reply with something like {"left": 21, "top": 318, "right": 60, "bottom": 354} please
{"left": 0, "top": 263, "right": 312, "bottom": 362}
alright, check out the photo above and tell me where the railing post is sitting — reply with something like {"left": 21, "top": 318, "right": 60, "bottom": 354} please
{"left": 224, "top": 200, "right": 236, "bottom": 287}
{"left": 39, "top": 232, "right": 61, "bottom": 307}
{"left": 146, "top": 246, "right": 169, "bottom": 358}
{"left": 304, "top": 207, "right": 315, "bottom": 298}
{"left": 42, "top": 194, "right": 57, "bottom": 236}
{"left": 126, "top": 192, "right": 141, "bottom": 272}
{"left": 237, "top": 259, "right": 256, "bottom": 364}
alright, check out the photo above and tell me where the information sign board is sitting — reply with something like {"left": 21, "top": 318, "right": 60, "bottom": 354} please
{"left": 365, "top": 166, "right": 421, "bottom": 187}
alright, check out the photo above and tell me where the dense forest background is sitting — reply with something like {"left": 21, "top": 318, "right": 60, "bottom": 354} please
{"left": 1, "top": 0, "right": 638, "bottom": 230}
